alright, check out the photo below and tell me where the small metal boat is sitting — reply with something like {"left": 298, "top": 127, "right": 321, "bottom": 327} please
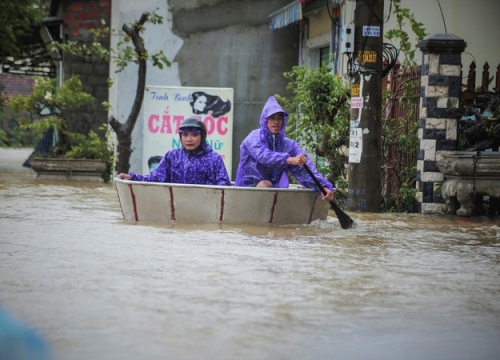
{"left": 115, "top": 178, "right": 329, "bottom": 225}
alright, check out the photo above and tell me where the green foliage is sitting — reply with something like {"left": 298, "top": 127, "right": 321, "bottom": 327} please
{"left": 0, "top": 84, "right": 10, "bottom": 147}
{"left": 0, "top": 80, "right": 42, "bottom": 147}
{"left": 379, "top": 1, "right": 426, "bottom": 212}
{"left": 53, "top": 9, "right": 171, "bottom": 75}
{"left": 0, "top": 116, "right": 39, "bottom": 149}
{"left": 0, "top": 129, "right": 8, "bottom": 147}
{"left": 18, "top": 129, "right": 41, "bottom": 147}
{"left": 382, "top": 79, "right": 420, "bottom": 149}
{"left": 380, "top": 73, "right": 420, "bottom": 213}
{"left": 10, "top": 76, "right": 92, "bottom": 114}
{"left": 385, "top": 0, "right": 427, "bottom": 67}
{"left": 275, "top": 62, "right": 351, "bottom": 204}
{"left": 0, "top": 83, "right": 7, "bottom": 112}
{"left": 65, "top": 124, "right": 114, "bottom": 182}
{"left": 0, "top": 0, "right": 50, "bottom": 61}
{"left": 65, "top": 127, "right": 111, "bottom": 161}
{"left": 9, "top": 75, "right": 113, "bottom": 174}
{"left": 10, "top": 75, "right": 92, "bottom": 136}
{"left": 47, "top": 9, "right": 171, "bottom": 173}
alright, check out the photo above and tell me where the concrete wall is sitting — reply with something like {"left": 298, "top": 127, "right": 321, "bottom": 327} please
{"left": 387, "top": 0, "right": 500, "bottom": 69}
{"left": 109, "top": 0, "right": 299, "bottom": 179}
{"left": 345, "top": 0, "right": 500, "bottom": 72}
{"left": 307, "top": 6, "right": 333, "bottom": 38}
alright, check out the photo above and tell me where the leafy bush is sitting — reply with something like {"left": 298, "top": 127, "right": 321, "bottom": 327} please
{"left": 9, "top": 75, "right": 114, "bottom": 181}
{"left": 275, "top": 62, "right": 351, "bottom": 205}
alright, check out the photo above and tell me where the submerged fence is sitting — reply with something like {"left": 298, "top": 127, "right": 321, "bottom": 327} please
{"left": 461, "top": 61, "right": 500, "bottom": 101}
{"left": 379, "top": 60, "right": 499, "bottom": 210}
{"left": 381, "top": 62, "right": 421, "bottom": 210}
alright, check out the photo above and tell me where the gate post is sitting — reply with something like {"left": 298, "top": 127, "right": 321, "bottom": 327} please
{"left": 416, "top": 34, "right": 467, "bottom": 214}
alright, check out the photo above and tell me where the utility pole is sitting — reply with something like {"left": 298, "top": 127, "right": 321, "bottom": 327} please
{"left": 347, "top": 0, "right": 384, "bottom": 212}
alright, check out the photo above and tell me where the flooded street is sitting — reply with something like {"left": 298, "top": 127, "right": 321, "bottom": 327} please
{"left": 1, "top": 149, "right": 499, "bottom": 360}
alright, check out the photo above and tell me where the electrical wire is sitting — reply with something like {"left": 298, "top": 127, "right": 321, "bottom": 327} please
{"left": 383, "top": 0, "right": 393, "bottom": 23}
{"left": 345, "top": 42, "right": 399, "bottom": 79}
{"left": 437, "top": 0, "right": 447, "bottom": 34}
{"left": 381, "top": 42, "right": 399, "bottom": 76}
{"left": 339, "top": 0, "right": 400, "bottom": 80}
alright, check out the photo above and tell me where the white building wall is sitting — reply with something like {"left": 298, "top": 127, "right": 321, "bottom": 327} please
{"left": 109, "top": 0, "right": 183, "bottom": 173}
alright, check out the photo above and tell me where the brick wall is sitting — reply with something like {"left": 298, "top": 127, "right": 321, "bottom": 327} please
{"left": 0, "top": 73, "right": 35, "bottom": 99}
{"left": 60, "top": 0, "right": 111, "bottom": 136}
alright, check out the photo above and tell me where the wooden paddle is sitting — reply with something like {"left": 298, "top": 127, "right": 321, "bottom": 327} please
{"left": 303, "top": 164, "right": 355, "bottom": 229}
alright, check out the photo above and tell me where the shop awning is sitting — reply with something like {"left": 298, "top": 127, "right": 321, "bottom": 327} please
{"left": 1, "top": 17, "right": 62, "bottom": 78}
{"left": 269, "top": 0, "right": 344, "bottom": 31}
{"left": 269, "top": 0, "right": 303, "bottom": 31}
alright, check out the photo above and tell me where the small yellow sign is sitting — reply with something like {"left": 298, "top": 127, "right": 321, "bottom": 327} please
{"left": 357, "top": 51, "right": 377, "bottom": 63}
{"left": 352, "top": 84, "right": 360, "bottom": 97}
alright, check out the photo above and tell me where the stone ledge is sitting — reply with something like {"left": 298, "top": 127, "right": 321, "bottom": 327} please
{"left": 29, "top": 158, "right": 107, "bottom": 183}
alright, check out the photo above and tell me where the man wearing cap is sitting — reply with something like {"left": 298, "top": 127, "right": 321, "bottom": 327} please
{"left": 117, "top": 117, "right": 231, "bottom": 185}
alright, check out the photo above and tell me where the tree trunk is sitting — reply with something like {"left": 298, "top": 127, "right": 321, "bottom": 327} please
{"left": 108, "top": 13, "right": 149, "bottom": 174}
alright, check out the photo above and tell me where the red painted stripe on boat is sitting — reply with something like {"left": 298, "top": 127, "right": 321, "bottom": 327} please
{"left": 129, "top": 184, "right": 139, "bottom": 222}
{"left": 269, "top": 192, "right": 278, "bottom": 223}
{"left": 169, "top": 186, "right": 175, "bottom": 220}
{"left": 219, "top": 189, "right": 225, "bottom": 221}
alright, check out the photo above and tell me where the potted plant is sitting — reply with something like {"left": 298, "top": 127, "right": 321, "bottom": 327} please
{"left": 9, "top": 75, "right": 113, "bottom": 182}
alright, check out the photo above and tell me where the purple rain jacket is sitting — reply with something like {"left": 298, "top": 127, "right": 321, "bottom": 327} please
{"left": 129, "top": 143, "right": 231, "bottom": 186}
{"left": 234, "top": 96, "right": 334, "bottom": 193}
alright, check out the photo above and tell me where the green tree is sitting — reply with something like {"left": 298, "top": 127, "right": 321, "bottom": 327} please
{"left": 385, "top": 0, "right": 426, "bottom": 68}
{"left": 9, "top": 75, "right": 114, "bottom": 180}
{"left": 56, "top": 10, "right": 170, "bottom": 174}
{"left": 275, "top": 62, "right": 351, "bottom": 205}
{"left": 276, "top": 0, "right": 427, "bottom": 212}
{"left": 0, "top": 0, "right": 50, "bottom": 147}
{"left": 10, "top": 76, "right": 93, "bottom": 154}
{"left": 0, "top": 0, "right": 50, "bottom": 62}
{"left": 0, "top": 83, "right": 7, "bottom": 146}
{"left": 381, "top": 0, "right": 427, "bottom": 212}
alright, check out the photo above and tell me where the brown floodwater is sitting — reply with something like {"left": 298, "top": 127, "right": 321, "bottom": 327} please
{"left": 0, "top": 151, "right": 499, "bottom": 360}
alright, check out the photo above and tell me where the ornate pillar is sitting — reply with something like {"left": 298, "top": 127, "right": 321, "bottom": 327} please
{"left": 416, "top": 34, "right": 467, "bottom": 213}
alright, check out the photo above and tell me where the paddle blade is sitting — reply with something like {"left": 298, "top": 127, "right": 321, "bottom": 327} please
{"left": 302, "top": 163, "right": 355, "bottom": 230}
{"left": 330, "top": 201, "right": 355, "bottom": 229}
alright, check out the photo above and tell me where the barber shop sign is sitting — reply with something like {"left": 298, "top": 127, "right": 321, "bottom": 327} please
{"left": 143, "top": 86, "right": 234, "bottom": 174}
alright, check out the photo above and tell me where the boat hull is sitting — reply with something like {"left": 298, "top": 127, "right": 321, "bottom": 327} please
{"left": 114, "top": 179, "right": 329, "bottom": 225}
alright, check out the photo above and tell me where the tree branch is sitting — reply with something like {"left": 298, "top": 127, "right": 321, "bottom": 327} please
{"left": 121, "top": 13, "right": 148, "bottom": 131}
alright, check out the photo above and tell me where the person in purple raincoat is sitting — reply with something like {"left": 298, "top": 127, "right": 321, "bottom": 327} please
{"left": 117, "top": 117, "right": 231, "bottom": 186}
{"left": 234, "top": 96, "right": 334, "bottom": 201}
